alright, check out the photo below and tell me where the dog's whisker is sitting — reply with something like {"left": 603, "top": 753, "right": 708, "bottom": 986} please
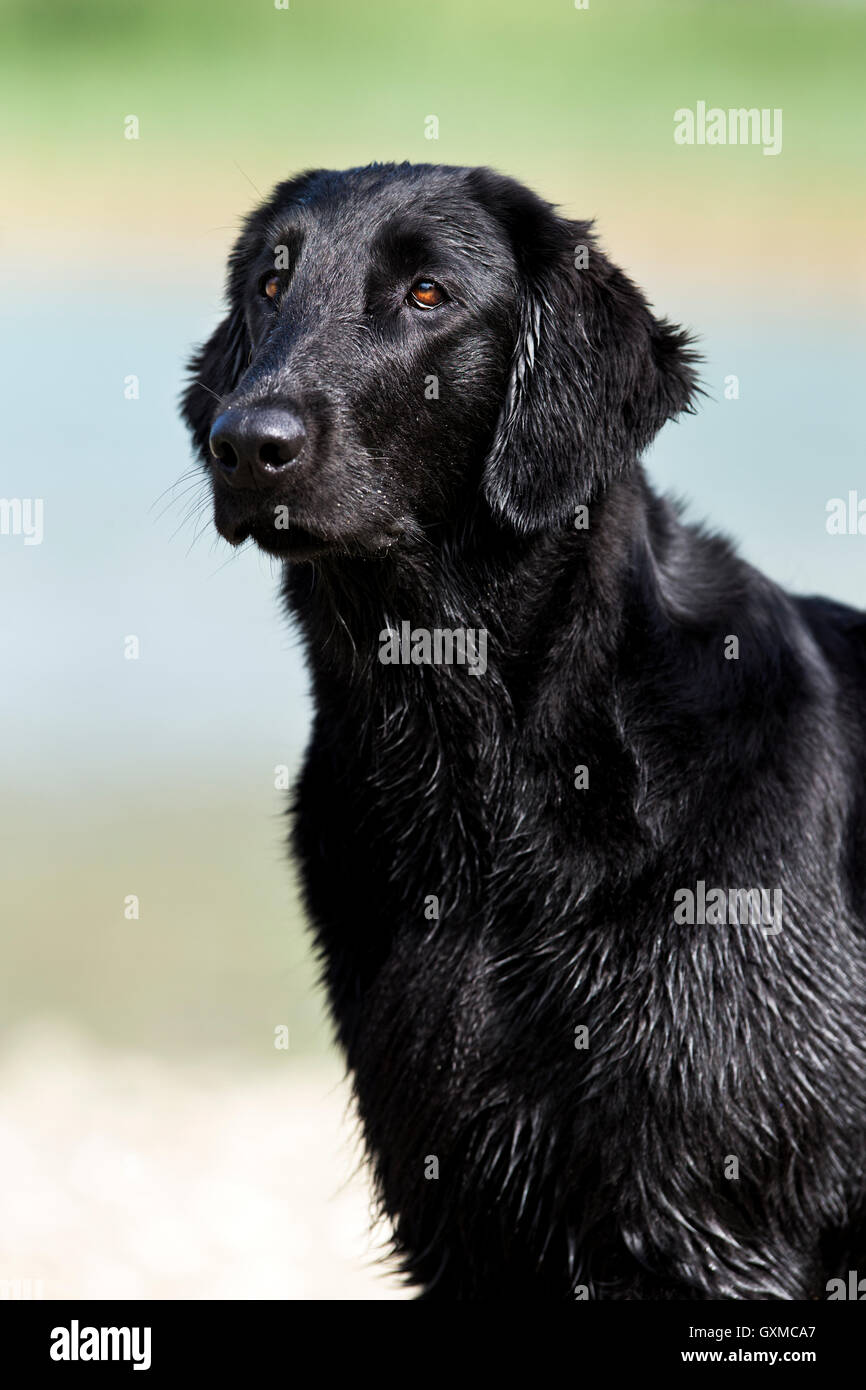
{"left": 149, "top": 469, "right": 202, "bottom": 514}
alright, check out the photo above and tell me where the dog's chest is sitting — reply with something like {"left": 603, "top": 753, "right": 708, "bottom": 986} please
{"left": 297, "top": 726, "right": 627, "bottom": 1103}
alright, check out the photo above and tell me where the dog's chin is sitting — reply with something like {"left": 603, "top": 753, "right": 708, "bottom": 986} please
{"left": 219, "top": 516, "right": 329, "bottom": 560}
{"left": 214, "top": 503, "right": 400, "bottom": 562}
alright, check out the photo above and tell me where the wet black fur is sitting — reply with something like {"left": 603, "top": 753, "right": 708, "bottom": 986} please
{"left": 183, "top": 163, "right": 866, "bottom": 1300}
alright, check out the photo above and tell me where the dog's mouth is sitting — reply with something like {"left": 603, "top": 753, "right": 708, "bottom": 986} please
{"left": 214, "top": 501, "right": 330, "bottom": 559}
{"left": 213, "top": 493, "right": 402, "bottom": 561}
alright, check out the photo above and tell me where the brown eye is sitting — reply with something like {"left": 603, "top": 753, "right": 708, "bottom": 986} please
{"left": 263, "top": 275, "right": 281, "bottom": 300}
{"left": 409, "top": 279, "right": 446, "bottom": 310}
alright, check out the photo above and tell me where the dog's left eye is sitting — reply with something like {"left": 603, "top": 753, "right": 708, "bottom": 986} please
{"left": 408, "top": 279, "right": 446, "bottom": 310}
{"left": 262, "top": 275, "right": 281, "bottom": 300}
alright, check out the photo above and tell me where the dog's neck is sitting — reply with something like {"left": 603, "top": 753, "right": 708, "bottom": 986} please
{"left": 283, "top": 470, "right": 662, "bottom": 721}
{"left": 280, "top": 469, "right": 690, "bottom": 900}
{"left": 281, "top": 468, "right": 761, "bottom": 897}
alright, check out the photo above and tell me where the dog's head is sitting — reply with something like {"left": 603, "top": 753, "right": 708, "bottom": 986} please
{"left": 183, "top": 163, "right": 699, "bottom": 558}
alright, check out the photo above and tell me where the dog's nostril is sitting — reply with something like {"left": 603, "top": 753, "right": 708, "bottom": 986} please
{"left": 260, "top": 440, "right": 294, "bottom": 468}
{"left": 258, "top": 418, "right": 306, "bottom": 469}
{"left": 211, "top": 439, "right": 238, "bottom": 470}
{"left": 208, "top": 413, "right": 241, "bottom": 473}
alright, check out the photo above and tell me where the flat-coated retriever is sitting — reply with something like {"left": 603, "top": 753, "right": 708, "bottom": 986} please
{"left": 183, "top": 163, "right": 866, "bottom": 1300}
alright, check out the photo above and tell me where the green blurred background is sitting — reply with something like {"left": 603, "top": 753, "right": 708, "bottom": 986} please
{"left": 1, "top": 0, "right": 864, "bottom": 1297}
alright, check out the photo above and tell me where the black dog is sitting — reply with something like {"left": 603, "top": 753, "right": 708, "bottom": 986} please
{"left": 183, "top": 163, "right": 866, "bottom": 1300}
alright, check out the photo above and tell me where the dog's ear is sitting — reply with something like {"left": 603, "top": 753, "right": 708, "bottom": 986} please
{"left": 468, "top": 170, "right": 701, "bottom": 534}
{"left": 181, "top": 306, "right": 250, "bottom": 460}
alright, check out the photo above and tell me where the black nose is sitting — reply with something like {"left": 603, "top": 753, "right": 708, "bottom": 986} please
{"left": 208, "top": 405, "right": 307, "bottom": 487}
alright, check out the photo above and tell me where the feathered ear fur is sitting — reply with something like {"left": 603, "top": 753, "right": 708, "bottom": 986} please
{"left": 467, "top": 169, "right": 701, "bottom": 533}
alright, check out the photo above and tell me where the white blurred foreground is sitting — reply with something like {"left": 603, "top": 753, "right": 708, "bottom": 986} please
{"left": 0, "top": 1025, "right": 406, "bottom": 1300}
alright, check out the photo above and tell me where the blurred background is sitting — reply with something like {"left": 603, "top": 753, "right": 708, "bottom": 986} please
{"left": 1, "top": 0, "right": 863, "bottom": 1299}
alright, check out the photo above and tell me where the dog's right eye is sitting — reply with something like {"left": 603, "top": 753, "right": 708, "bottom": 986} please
{"left": 408, "top": 279, "right": 446, "bottom": 310}
{"left": 258, "top": 275, "right": 285, "bottom": 302}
